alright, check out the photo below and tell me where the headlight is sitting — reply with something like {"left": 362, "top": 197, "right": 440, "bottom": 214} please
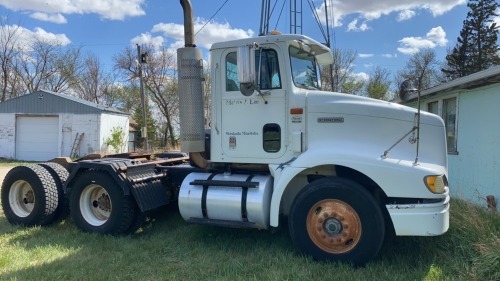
{"left": 424, "top": 175, "right": 446, "bottom": 194}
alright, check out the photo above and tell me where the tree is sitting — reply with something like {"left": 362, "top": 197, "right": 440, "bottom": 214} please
{"left": 396, "top": 49, "right": 441, "bottom": 92}
{"left": 442, "top": 0, "right": 500, "bottom": 79}
{"left": 0, "top": 20, "right": 23, "bottom": 101}
{"left": 112, "top": 84, "right": 141, "bottom": 113}
{"left": 74, "top": 52, "right": 122, "bottom": 106}
{"left": 321, "top": 48, "right": 359, "bottom": 93}
{"left": 14, "top": 39, "right": 81, "bottom": 93}
{"left": 202, "top": 67, "right": 211, "bottom": 128}
{"left": 365, "top": 66, "right": 391, "bottom": 100}
{"left": 114, "top": 45, "right": 179, "bottom": 148}
{"left": 341, "top": 79, "right": 365, "bottom": 96}
{"left": 131, "top": 100, "right": 157, "bottom": 149}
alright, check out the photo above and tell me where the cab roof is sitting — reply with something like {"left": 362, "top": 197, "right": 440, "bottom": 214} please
{"left": 210, "top": 34, "right": 333, "bottom": 65}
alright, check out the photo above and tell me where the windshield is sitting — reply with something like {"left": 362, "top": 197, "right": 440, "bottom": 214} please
{"left": 289, "top": 45, "right": 320, "bottom": 90}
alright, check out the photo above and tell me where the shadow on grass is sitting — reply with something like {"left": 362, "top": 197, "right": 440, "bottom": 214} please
{"left": 1, "top": 205, "right": 477, "bottom": 281}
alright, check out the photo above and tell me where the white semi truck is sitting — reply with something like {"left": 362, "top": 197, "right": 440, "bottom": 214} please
{"left": 1, "top": 0, "right": 449, "bottom": 265}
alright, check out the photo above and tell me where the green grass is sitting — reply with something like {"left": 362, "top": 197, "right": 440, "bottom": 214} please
{"left": 0, "top": 159, "right": 36, "bottom": 167}
{"left": 0, "top": 199, "right": 498, "bottom": 281}
{"left": 1, "top": 160, "right": 499, "bottom": 280}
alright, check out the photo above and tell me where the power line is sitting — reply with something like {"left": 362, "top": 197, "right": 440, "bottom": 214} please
{"left": 195, "top": 0, "right": 230, "bottom": 36}
{"left": 273, "top": 0, "right": 287, "bottom": 31}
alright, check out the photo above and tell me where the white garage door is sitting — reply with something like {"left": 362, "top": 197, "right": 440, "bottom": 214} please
{"left": 16, "top": 116, "right": 59, "bottom": 161}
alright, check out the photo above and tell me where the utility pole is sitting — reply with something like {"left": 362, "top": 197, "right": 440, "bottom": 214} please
{"left": 137, "top": 44, "right": 148, "bottom": 151}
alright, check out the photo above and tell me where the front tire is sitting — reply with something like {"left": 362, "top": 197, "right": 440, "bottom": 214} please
{"left": 69, "top": 171, "right": 137, "bottom": 234}
{"left": 1, "top": 165, "right": 58, "bottom": 226}
{"left": 288, "top": 177, "right": 385, "bottom": 265}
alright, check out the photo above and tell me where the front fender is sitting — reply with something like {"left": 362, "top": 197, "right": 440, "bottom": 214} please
{"left": 269, "top": 145, "right": 447, "bottom": 227}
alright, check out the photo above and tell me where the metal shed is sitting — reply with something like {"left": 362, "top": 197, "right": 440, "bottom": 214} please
{"left": 0, "top": 90, "right": 130, "bottom": 161}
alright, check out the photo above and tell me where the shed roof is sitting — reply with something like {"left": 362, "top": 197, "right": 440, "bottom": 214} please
{"left": 0, "top": 90, "right": 128, "bottom": 115}
{"left": 402, "top": 65, "right": 500, "bottom": 103}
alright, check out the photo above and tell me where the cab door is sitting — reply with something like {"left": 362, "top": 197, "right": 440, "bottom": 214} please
{"left": 219, "top": 44, "right": 287, "bottom": 163}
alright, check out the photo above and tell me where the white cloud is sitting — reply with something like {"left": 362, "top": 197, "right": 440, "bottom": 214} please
{"left": 382, "top": 53, "right": 398, "bottom": 58}
{"left": 151, "top": 18, "right": 254, "bottom": 50}
{"left": 0, "top": 0, "right": 145, "bottom": 20}
{"left": 31, "top": 27, "right": 71, "bottom": 45}
{"left": 426, "top": 26, "right": 448, "bottom": 46}
{"left": 347, "top": 18, "right": 370, "bottom": 32}
{"left": 351, "top": 72, "right": 369, "bottom": 82}
{"left": 317, "top": 0, "right": 466, "bottom": 27}
{"left": 130, "top": 33, "right": 165, "bottom": 51}
{"left": 397, "top": 9, "right": 416, "bottom": 21}
{"left": 397, "top": 26, "right": 448, "bottom": 54}
{"left": 30, "top": 12, "right": 67, "bottom": 24}
{"left": 359, "top": 53, "right": 374, "bottom": 58}
{"left": 0, "top": 24, "right": 71, "bottom": 50}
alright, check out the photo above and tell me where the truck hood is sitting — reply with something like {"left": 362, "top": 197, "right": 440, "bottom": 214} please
{"left": 306, "top": 91, "right": 443, "bottom": 127}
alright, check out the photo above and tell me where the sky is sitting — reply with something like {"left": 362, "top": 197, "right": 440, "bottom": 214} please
{"left": 0, "top": 0, "right": 499, "bottom": 82}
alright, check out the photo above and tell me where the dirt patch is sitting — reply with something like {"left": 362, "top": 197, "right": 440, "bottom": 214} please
{"left": 0, "top": 166, "right": 12, "bottom": 184}
{"left": 0, "top": 167, "right": 12, "bottom": 216}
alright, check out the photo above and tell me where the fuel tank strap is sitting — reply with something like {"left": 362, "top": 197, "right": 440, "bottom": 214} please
{"left": 201, "top": 173, "right": 218, "bottom": 218}
{"left": 241, "top": 175, "right": 255, "bottom": 222}
{"left": 190, "top": 179, "right": 258, "bottom": 188}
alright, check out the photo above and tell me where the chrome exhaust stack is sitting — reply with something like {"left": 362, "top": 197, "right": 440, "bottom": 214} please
{"left": 178, "top": 0, "right": 205, "bottom": 154}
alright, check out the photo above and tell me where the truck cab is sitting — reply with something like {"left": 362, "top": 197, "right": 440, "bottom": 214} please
{"left": 177, "top": 32, "right": 450, "bottom": 264}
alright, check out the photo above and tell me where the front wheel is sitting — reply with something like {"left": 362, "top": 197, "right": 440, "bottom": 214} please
{"left": 69, "top": 171, "right": 137, "bottom": 234}
{"left": 288, "top": 177, "right": 385, "bottom": 265}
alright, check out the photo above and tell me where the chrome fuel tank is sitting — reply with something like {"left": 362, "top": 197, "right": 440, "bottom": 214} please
{"left": 178, "top": 172, "right": 273, "bottom": 229}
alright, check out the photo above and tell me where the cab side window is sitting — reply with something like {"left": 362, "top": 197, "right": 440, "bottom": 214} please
{"left": 226, "top": 52, "right": 239, "bottom": 91}
{"left": 225, "top": 49, "right": 281, "bottom": 92}
{"left": 258, "top": 50, "right": 281, "bottom": 89}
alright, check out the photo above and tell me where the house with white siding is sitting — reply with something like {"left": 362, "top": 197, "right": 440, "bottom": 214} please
{"left": 0, "top": 90, "right": 130, "bottom": 161}
{"left": 401, "top": 66, "right": 500, "bottom": 209}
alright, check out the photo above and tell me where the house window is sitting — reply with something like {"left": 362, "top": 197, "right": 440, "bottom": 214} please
{"left": 427, "top": 101, "right": 438, "bottom": 115}
{"left": 425, "top": 96, "right": 458, "bottom": 154}
{"left": 443, "top": 97, "right": 457, "bottom": 153}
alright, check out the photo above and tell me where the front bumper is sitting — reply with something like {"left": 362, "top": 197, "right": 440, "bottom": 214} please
{"left": 386, "top": 193, "right": 450, "bottom": 236}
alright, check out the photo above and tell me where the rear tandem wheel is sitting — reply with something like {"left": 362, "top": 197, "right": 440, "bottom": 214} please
{"left": 1, "top": 165, "right": 58, "bottom": 226}
{"left": 69, "top": 170, "right": 138, "bottom": 234}
{"left": 38, "top": 162, "right": 70, "bottom": 220}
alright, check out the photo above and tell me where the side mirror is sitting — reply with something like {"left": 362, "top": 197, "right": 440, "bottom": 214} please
{"left": 399, "top": 79, "right": 418, "bottom": 102}
{"left": 237, "top": 45, "right": 256, "bottom": 96}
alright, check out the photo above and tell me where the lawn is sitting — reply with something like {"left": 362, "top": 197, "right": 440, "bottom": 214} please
{"left": 0, "top": 162, "right": 499, "bottom": 280}
{"left": 0, "top": 159, "right": 37, "bottom": 167}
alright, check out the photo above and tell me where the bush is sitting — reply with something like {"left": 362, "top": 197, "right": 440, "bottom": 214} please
{"left": 104, "top": 127, "right": 126, "bottom": 153}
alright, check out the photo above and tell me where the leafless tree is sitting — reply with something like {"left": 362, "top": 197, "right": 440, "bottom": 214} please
{"left": 202, "top": 66, "right": 211, "bottom": 127}
{"left": 74, "top": 52, "right": 120, "bottom": 106}
{"left": 396, "top": 49, "right": 441, "bottom": 92}
{"left": 114, "top": 45, "right": 179, "bottom": 148}
{"left": 46, "top": 46, "right": 81, "bottom": 92}
{"left": 0, "top": 19, "right": 23, "bottom": 101}
{"left": 15, "top": 39, "right": 81, "bottom": 93}
{"left": 321, "top": 48, "right": 358, "bottom": 93}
